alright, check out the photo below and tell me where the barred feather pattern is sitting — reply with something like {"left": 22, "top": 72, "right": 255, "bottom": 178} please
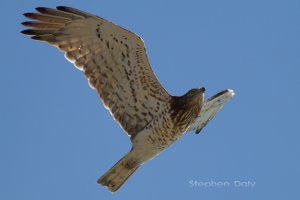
{"left": 22, "top": 6, "right": 171, "bottom": 138}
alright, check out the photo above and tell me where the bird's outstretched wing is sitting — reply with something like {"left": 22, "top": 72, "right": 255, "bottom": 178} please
{"left": 22, "top": 6, "right": 171, "bottom": 138}
{"left": 187, "top": 89, "right": 235, "bottom": 134}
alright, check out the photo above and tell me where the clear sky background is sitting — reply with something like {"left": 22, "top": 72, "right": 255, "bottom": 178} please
{"left": 1, "top": 0, "right": 299, "bottom": 199}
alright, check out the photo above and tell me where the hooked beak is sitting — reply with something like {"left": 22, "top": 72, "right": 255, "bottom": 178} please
{"left": 199, "top": 87, "right": 205, "bottom": 92}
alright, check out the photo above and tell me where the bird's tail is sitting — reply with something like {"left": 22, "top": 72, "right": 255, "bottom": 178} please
{"left": 97, "top": 150, "right": 140, "bottom": 192}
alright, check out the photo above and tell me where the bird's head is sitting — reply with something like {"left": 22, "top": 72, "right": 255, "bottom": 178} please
{"left": 183, "top": 87, "right": 205, "bottom": 107}
{"left": 170, "top": 87, "right": 205, "bottom": 122}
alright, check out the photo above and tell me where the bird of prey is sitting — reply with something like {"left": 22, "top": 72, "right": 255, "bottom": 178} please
{"left": 21, "top": 6, "right": 235, "bottom": 192}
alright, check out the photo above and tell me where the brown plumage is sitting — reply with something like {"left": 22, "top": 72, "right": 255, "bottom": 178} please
{"left": 21, "top": 6, "right": 234, "bottom": 192}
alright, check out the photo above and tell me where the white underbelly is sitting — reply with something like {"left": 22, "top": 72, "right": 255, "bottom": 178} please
{"left": 131, "top": 122, "right": 185, "bottom": 164}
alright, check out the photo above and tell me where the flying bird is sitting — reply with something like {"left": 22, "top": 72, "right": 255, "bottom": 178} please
{"left": 21, "top": 6, "right": 235, "bottom": 192}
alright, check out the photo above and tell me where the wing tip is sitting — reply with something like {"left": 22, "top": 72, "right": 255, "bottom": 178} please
{"left": 35, "top": 7, "right": 49, "bottom": 13}
{"left": 56, "top": 6, "right": 71, "bottom": 11}
{"left": 226, "top": 89, "right": 235, "bottom": 97}
{"left": 195, "top": 128, "right": 202, "bottom": 134}
{"left": 23, "top": 12, "right": 35, "bottom": 18}
{"left": 20, "top": 29, "right": 34, "bottom": 35}
{"left": 207, "top": 89, "right": 235, "bottom": 102}
{"left": 21, "top": 21, "right": 30, "bottom": 27}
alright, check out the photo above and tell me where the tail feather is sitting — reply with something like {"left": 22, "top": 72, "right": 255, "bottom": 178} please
{"left": 97, "top": 151, "right": 140, "bottom": 192}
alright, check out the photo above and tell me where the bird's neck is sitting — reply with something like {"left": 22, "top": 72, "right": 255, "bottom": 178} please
{"left": 170, "top": 96, "right": 201, "bottom": 127}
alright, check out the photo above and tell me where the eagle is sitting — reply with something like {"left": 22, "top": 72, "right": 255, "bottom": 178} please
{"left": 21, "top": 6, "right": 235, "bottom": 192}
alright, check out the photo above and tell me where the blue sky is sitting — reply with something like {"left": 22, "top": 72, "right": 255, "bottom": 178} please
{"left": 1, "top": 0, "right": 299, "bottom": 199}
